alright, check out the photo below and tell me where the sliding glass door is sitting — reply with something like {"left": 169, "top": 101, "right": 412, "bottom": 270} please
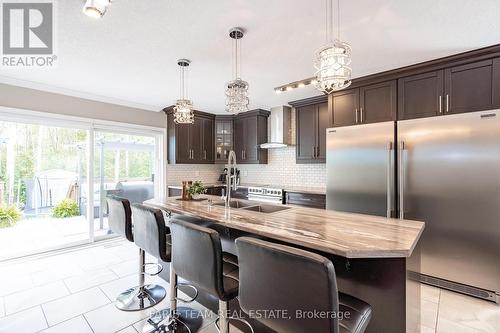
{"left": 0, "top": 110, "right": 165, "bottom": 260}
{"left": 92, "top": 130, "right": 158, "bottom": 240}
{"left": 0, "top": 121, "right": 89, "bottom": 260}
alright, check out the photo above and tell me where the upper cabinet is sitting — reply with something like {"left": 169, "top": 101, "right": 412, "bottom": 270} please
{"left": 166, "top": 110, "right": 215, "bottom": 164}
{"left": 398, "top": 71, "right": 444, "bottom": 120}
{"left": 215, "top": 115, "right": 234, "bottom": 164}
{"left": 399, "top": 58, "right": 500, "bottom": 120}
{"left": 234, "top": 110, "right": 270, "bottom": 164}
{"left": 332, "top": 80, "right": 396, "bottom": 126}
{"left": 294, "top": 99, "right": 329, "bottom": 163}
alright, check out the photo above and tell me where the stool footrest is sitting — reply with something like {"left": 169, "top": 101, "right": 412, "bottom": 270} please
{"left": 175, "top": 283, "right": 199, "bottom": 303}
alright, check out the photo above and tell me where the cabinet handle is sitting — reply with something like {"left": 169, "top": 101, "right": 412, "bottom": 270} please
{"left": 312, "top": 146, "right": 316, "bottom": 158}
{"left": 355, "top": 108, "right": 359, "bottom": 124}
{"left": 360, "top": 108, "right": 364, "bottom": 123}
{"left": 439, "top": 95, "right": 443, "bottom": 114}
{"left": 316, "top": 146, "right": 320, "bottom": 158}
{"left": 446, "top": 94, "right": 450, "bottom": 113}
{"left": 204, "top": 150, "right": 207, "bottom": 160}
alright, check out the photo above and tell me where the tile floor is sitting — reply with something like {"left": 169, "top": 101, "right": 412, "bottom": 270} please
{"left": 0, "top": 239, "right": 498, "bottom": 333}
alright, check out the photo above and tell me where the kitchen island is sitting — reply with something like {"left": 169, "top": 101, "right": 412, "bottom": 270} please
{"left": 144, "top": 196, "right": 425, "bottom": 333}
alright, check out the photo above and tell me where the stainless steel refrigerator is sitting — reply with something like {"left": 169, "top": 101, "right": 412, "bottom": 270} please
{"left": 326, "top": 110, "right": 500, "bottom": 302}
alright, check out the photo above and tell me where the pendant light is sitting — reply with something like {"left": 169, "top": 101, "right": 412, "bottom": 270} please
{"left": 314, "top": 0, "right": 352, "bottom": 94}
{"left": 225, "top": 28, "right": 249, "bottom": 114}
{"left": 83, "top": 0, "right": 112, "bottom": 19}
{"left": 173, "top": 59, "right": 195, "bottom": 124}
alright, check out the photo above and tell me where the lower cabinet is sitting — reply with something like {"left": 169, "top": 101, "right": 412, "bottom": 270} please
{"left": 285, "top": 192, "right": 326, "bottom": 209}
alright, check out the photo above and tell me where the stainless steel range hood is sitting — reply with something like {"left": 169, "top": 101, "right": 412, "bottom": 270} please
{"left": 260, "top": 106, "right": 293, "bottom": 149}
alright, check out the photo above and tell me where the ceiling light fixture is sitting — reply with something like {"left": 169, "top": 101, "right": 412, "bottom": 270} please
{"left": 173, "top": 59, "right": 195, "bottom": 124}
{"left": 83, "top": 0, "right": 112, "bottom": 19}
{"left": 225, "top": 27, "right": 249, "bottom": 114}
{"left": 314, "top": 0, "right": 352, "bottom": 94}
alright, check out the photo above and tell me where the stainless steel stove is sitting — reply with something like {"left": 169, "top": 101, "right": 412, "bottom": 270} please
{"left": 247, "top": 186, "right": 284, "bottom": 204}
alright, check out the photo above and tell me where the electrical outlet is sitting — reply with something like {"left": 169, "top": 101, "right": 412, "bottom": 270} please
{"left": 195, "top": 171, "right": 200, "bottom": 177}
{"left": 243, "top": 170, "right": 248, "bottom": 176}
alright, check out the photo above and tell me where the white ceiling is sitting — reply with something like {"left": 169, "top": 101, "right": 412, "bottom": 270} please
{"left": 1, "top": 0, "right": 500, "bottom": 113}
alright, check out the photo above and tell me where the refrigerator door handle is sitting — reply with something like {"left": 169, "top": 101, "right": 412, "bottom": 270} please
{"left": 398, "top": 141, "right": 406, "bottom": 219}
{"left": 387, "top": 142, "right": 393, "bottom": 218}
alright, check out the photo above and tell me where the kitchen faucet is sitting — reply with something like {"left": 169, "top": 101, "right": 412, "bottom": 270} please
{"left": 222, "top": 150, "right": 238, "bottom": 208}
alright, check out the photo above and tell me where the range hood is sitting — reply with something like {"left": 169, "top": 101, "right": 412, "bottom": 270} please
{"left": 261, "top": 106, "right": 293, "bottom": 149}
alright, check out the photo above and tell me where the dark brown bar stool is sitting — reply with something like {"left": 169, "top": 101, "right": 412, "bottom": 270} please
{"left": 235, "top": 237, "right": 373, "bottom": 333}
{"left": 170, "top": 219, "right": 254, "bottom": 333}
{"left": 133, "top": 205, "right": 201, "bottom": 333}
{"left": 107, "top": 195, "right": 165, "bottom": 311}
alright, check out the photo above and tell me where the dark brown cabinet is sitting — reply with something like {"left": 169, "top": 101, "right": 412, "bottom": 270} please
{"left": 296, "top": 101, "right": 329, "bottom": 163}
{"left": 332, "top": 80, "right": 396, "bottom": 126}
{"left": 359, "top": 80, "right": 397, "bottom": 123}
{"left": 444, "top": 59, "right": 498, "bottom": 114}
{"left": 331, "top": 88, "right": 359, "bottom": 127}
{"left": 167, "top": 110, "right": 215, "bottom": 164}
{"left": 233, "top": 110, "right": 269, "bottom": 164}
{"left": 215, "top": 115, "right": 234, "bottom": 163}
{"left": 399, "top": 58, "right": 500, "bottom": 120}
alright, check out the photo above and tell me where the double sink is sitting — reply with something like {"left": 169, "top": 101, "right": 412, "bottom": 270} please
{"left": 212, "top": 200, "right": 291, "bottom": 214}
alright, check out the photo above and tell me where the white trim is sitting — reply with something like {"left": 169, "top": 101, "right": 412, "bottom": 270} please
{"left": 87, "top": 127, "right": 95, "bottom": 243}
{"left": 0, "top": 75, "right": 162, "bottom": 112}
{"left": 0, "top": 106, "right": 165, "bottom": 133}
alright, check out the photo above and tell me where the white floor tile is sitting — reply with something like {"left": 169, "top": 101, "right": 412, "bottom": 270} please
{"left": 0, "top": 306, "right": 47, "bottom": 333}
{"left": 437, "top": 317, "right": 485, "bottom": 333}
{"left": 421, "top": 325, "right": 435, "bottom": 333}
{"left": 98, "top": 274, "right": 139, "bottom": 301}
{"left": 0, "top": 273, "right": 34, "bottom": 297}
{"left": 4, "top": 281, "right": 69, "bottom": 315}
{"left": 64, "top": 267, "right": 118, "bottom": 293}
{"left": 84, "top": 302, "right": 152, "bottom": 333}
{"left": 39, "top": 316, "right": 93, "bottom": 333}
{"left": 421, "top": 298, "right": 439, "bottom": 330}
{"left": 438, "top": 290, "right": 500, "bottom": 333}
{"left": 109, "top": 258, "right": 139, "bottom": 278}
{"left": 31, "top": 262, "right": 85, "bottom": 287}
{"left": 422, "top": 284, "right": 441, "bottom": 304}
{"left": 117, "top": 326, "right": 139, "bottom": 333}
{"left": 42, "top": 287, "right": 110, "bottom": 326}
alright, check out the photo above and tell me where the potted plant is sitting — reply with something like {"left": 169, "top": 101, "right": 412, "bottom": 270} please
{"left": 187, "top": 181, "right": 207, "bottom": 199}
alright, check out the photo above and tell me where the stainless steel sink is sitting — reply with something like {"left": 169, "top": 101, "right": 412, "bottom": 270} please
{"left": 242, "top": 204, "right": 291, "bottom": 214}
{"left": 212, "top": 200, "right": 255, "bottom": 209}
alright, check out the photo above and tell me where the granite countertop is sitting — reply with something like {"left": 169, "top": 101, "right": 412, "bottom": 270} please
{"left": 168, "top": 183, "right": 326, "bottom": 195}
{"left": 144, "top": 195, "right": 425, "bottom": 259}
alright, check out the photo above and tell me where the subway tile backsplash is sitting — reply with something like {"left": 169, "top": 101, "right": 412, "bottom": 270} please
{"left": 166, "top": 108, "right": 326, "bottom": 188}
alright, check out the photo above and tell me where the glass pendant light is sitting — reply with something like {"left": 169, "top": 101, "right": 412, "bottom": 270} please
{"left": 225, "top": 28, "right": 249, "bottom": 114}
{"left": 314, "top": 0, "right": 352, "bottom": 94}
{"left": 173, "top": 59, "right": 195, "bottom": 124}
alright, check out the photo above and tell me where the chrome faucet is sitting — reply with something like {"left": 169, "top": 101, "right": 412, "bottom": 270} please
{"left": 222, "top": 150, "right": 238, "bottom": 208}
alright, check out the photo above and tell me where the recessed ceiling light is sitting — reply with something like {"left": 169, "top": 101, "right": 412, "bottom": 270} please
{"left": 83, "top": 0, "right": 109, "bottom": 19}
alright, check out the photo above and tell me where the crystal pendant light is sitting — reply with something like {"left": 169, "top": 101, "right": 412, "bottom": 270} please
{"left": 173, "top": 59, "right": 195, "bottom": 124}
{"left": 314, "top": 0, "right": 352, "bottom": 94}
{"left": 225, "top": 28, "right": 249, "bottom": 114}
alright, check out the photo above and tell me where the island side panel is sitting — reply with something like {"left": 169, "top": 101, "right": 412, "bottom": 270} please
{"left": 406, "top": 242, "right": 422, "bottom": 333}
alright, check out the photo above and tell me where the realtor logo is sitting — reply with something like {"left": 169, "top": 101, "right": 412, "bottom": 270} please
{"left": 1, "top": 1, "right": 56, "bottom": 67}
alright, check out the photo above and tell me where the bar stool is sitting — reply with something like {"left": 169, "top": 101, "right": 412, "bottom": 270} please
{"left": 107, "top": 195, "right": 164, "bottom": 311}
{"left": 170, "top": 219, "right": 254, "bottom": 333}
{"left": 106, "top": 201, "right": 165, "bottom": 311}
{"left": 133, "top": 205, "right": 202, "bottom": 333}
{"left": 235, "top": 237, "right": 373, "bottom": 333}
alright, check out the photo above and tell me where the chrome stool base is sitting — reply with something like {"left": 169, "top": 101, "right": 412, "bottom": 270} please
{"left": 115, "top": 284, "right": 166, "bottom": 311}
{"left": 141, "top": 307, "right": 203, "bottom": 333}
